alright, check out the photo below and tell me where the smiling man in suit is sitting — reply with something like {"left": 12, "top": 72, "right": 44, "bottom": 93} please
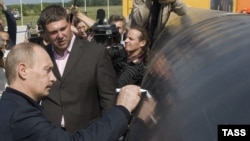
{"left": 38, "top": 5, "right": 118, "bottom": 132}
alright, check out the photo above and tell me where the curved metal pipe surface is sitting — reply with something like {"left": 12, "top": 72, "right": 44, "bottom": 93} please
{"left": 125, "top": 7, "right": 250, "bottom": 141}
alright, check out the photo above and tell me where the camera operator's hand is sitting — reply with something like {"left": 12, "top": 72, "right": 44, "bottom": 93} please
{"left": 0, "top": 0, "right": 7, "bottom": 11}
{"left": 71, "top": 6, "right": 95, "bottom": 28}
{"left": 70, "top": 5, "right": 79, "bottom": 15}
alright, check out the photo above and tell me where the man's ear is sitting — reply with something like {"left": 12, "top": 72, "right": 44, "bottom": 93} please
{"left": 139, "top": 40, "right": 146, "bottom": 48}
{"left": 18, "top": 63, "right": 28, "bottom": 79}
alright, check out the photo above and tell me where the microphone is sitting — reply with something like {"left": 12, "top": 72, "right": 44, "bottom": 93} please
{"left": 96, "top": 9, "right": 105, "bottom": 25}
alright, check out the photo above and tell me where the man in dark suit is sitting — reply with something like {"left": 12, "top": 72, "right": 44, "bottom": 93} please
{"left": 37, "top": 5, "right": 118, "bottom": 131}
{"left": 0, "top": 42, "right": 141, "bottom": 141}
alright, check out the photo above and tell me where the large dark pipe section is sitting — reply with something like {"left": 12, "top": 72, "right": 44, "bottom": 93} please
{"left": 125, "top": 7, "right": 250, "bottom": 141}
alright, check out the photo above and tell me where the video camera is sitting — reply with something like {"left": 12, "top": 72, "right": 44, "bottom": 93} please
{"left": 90, "top": 9, "right": 121, "bottom": 46}
{"left": 26, "top": 23, "right": 44, "bottom": 46}
{"left": 90, "top": 9, "right": 127, "bottom": 76}
{"left": 91, "top": 24, "right": 121, "bottom": 46}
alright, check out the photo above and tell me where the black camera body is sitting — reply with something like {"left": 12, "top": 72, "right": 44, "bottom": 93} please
{"left": 107, "top": 43, "right": 127, "bottom": 76}
{"left": 90, "top": 9, "right": 127, "bottom": 76}
{"left": 91, "top": 24, "right": 121, "bottom": 46}
{"left": 108, "top": 43, "right": 127, "bottom": 60}
{"left": 91, "top": 23, "right": 127, "bottom": 76}
{"left": 91, "top": 8, "right": 121, "bottom": 46}
{"left": 26, "top": 23, "right": 44, "bottom": 46}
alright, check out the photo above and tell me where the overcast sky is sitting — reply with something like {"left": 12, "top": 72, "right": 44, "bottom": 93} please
{"left": 5, "top": 0, "right": 70, "bottom": 5}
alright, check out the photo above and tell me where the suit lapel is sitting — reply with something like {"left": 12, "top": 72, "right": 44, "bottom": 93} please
{"left": 61, "top": 37, "right": 85, "bottom": 80}
{"left": 46, "top": 45, "right": 62, "bottom": 80}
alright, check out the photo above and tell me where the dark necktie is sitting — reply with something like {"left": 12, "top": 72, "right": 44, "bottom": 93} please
{"left": 150, "top": 0, "right": 161, "bottom": 37}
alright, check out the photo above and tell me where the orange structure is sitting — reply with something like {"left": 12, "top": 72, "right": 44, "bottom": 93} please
{"left": 183, "top": 0, "right": 211, "bottom": 9}
{"left": 122, "top": 0, "right": 133, "bottom": 17}
{"left": 236, "top": 0, "right": 250, "bottom": 13}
